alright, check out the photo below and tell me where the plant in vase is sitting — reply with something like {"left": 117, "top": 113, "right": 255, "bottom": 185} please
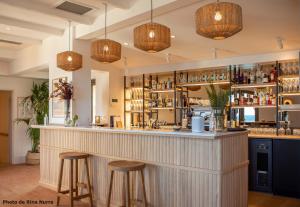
{"left": 50, "top": 79, "right": 73, "bottom": 126}
{"left": 16, "top": 82, "right": 49, "bottom": 165}
{"left": 206, "top": 84, "right": 229, "bottom": 132}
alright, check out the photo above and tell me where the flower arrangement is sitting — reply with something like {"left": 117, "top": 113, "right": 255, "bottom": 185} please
{"left": 50, "top": 78, "right": 73, "bottom": 100}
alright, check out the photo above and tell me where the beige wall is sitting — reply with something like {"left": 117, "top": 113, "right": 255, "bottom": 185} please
{"left": 0, "top": 76, "right": 44, "bottom": 164}
{"left": 0, "top": 91, "right": 11, "bottom": 164}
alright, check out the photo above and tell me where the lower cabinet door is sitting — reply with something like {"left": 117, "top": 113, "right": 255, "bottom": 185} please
{"left": 273, "top": 139, "right": 300, "bottom": 198}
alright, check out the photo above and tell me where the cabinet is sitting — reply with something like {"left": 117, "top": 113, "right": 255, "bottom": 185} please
{"left": 273, "top": 139, "right": 300, "bottom": 198}
{"left": 249, "top": 138, "right": 273, "bottom": 192}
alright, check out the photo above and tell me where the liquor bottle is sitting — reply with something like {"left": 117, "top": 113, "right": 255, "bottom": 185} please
{"left": 243, "top": 72, "right": 247, "bottom": 84}
{"left": 256, "top": 66, "right": 262, "bottom": 84}
{"left": 239, "top": 93, "right": 244, "bottom": 105}
{"left": 234, "top": 93, "right": 239, "bottom": 105}
{"left": 236, "top": 66, "right": 241, "bottom": 84}
{"left": 250, "top": 70, "right": 255, "bottom": 84}
{"left": 253, "top": 90, "right": 258, "bottom": 105}
{"left": 270, "top": 65, "right": 276, "bottom": 82}
{"left": 167, "top": 78, "right": 172, "bottom": 89}
{"left": 263, "top": 73, "right": 269, "bottom": 83}
{"left": 233, "top": 66, "right": 237, "bottom": 83}
{"left": 265, "top": 88, "right": 270, "bottom": 105}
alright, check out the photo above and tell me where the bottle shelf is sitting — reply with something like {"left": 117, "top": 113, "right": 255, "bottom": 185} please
{"left": 149, "top": 89, "right": 175, "bottom": 93}
{"left": 176, "top": 80, "right": 230, "bottom": 87}
{"left": 278, "top": 74, "right": 300, "bottom": 80}
{"left": 125, "top": 110, "right": 143, "bottom": 113}
{"left": 279, "top": 104, "right": 300, "bottom": 112}
{"left": 278, "top": 92, "right": 300, "bottom": 96}
{"left": 231, "top": 82, "right": 276, "bottom": 89}
{"left": 150, "top": 107, "right": 175, "bottom": 110}
{"left": 231, "top": 105, "right": 276, "bottom": 109}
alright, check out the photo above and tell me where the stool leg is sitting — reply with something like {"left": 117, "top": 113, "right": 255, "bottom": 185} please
{"left": 140, "top": 170, "right": 147, "bottom": 207}
{"left": 56, "top": 159, "right": 64, "bottom": 206}
{"left": 84, "top": 158, "right": 93, "bottom": 207}
{"left": 126, "top": 172, "right": 130, "bottom": 207}
{"left": 69, "top": 160, "right": 74, "bottom": 207}
{"left": 106, "top": 170, "right": 114, "bottom": 207}
{"left": 75, "top": 159, "right": 78, "bottom": 197}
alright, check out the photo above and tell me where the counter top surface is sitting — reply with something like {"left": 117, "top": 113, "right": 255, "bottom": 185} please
{"left": 32, "top": 125, "right": 247, "bottom": 139}
{"left": 248, "top": 133, "right": 300, "bottom": 140}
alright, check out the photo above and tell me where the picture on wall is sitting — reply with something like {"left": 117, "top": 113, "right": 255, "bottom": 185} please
{"left": 52, "top": 77, "right": 67, "bottom": 118}
{"left": 17, "top": 97, "right": 33, "bottom": 119}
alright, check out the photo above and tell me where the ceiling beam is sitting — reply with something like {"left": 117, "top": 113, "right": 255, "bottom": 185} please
{"left": 0, "top": 0, "right": 94, "bottom": 25}
{"left": 76, "top": 0, "right": 200, "bottom": 39}
{"left": 0, "top": 15, "right": 64, "bottom": 36}
{"left": 0, "top": 33, "right": 42, "bottom": 45}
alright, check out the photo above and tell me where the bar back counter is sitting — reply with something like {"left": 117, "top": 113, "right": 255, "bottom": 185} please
{"left": 33, "top": 125, "right": 248, "bottom": 207}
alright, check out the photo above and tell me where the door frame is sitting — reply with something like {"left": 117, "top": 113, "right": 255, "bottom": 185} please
{"left": 0, "top": 90, "right": 12, "bottom": 164}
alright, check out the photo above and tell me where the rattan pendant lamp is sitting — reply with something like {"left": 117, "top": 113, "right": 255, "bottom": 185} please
{"left": 134, "top": 0, "right": 171, "bottom": 53}
{"left": 57, "top": 21, "right": 82, "bottom": 71}
{"left": 91, "top": 3, "right": 121, "bottom": 63}
{"left": 195, "top": 0, "right": 243, "bottom": 40}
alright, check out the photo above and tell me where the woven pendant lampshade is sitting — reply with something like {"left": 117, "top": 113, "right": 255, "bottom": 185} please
{"left": 91, "top": 3, "right": 121, "bottom": 63}
{"left": 57, "top": 51, "right": 82, "bottom": 71}
{"left": 195, "top": 1, "right": 243, "bottom": 40}
{"left": 57, "top": 21, "right": 82, "bottom": 71}
{"left": 134, "top": 0, "right": 171, "bottom": 53}
{"left": 91, "top": 39, "right": 121, "bottom": 63}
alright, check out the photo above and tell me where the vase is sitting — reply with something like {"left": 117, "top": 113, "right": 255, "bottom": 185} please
{"left": 212, "top": 108, "right": 225, "bottom": 132}
{"left": 64, "top": 99, "right": 71, "bottom": 126}
{"left": 215, "top": 115, "right": 225, "bottom": 131}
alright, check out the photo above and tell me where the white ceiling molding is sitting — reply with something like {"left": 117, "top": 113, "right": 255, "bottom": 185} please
{"left": 75, "top": 0, "right": 201, "bottom": 39}
{"left": 0, "top": 0, "right": 94, "bottom": 25}
{"left": 0, "top": 33, "right": 42, "bottom": 45}
{"left": 0, "top": 15, "right": 64, "bottom": 36}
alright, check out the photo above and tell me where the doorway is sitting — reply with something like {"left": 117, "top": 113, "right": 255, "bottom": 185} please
{"left": 0, "top": 91, "right": 11, "bottom": 165}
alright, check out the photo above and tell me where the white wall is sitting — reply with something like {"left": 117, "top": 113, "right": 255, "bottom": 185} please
{"left": 91, "top": 61, "right": 124, "bottom": 121}
{"left": 92, "top": 70, "right": 110, "bottom": 118}
{"left": 0, "top": 76, "right": 44, "bottom": 164}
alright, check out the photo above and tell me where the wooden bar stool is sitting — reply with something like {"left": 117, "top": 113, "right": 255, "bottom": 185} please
{"left": 56, "top": 152, "right": 93, "bottom": 207}
{"left": 106, "top": 160, "right": 147, "bottom": 207}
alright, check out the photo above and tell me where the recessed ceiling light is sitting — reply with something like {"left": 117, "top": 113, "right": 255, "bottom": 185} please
{"left": 124, "top": 42, "right": 129, "bottom": 46}
{"left": 171, "top": 35, "right": 175, "bottom": 39}
{"left": 5, "top": 26, "right": 11, "bottom": 31}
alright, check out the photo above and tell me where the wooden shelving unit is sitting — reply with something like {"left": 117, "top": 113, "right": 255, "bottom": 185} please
{"left": 124, "top": 53, "right": 300, "bottom": 132}
{"left": 231, "top": 105, "right": 276, "bottom": 109}
{"left": 231, "top": 82, "right": 276, "bottom": 89}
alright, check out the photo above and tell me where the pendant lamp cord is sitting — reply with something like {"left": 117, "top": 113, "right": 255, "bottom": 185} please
{"left": 150, "top": 0, "right": 153, "bottom": 23}
{"left": 68, "top": 20, "right": 71, "bottom": 51}
{"left": 104, "top": 3, "right": 107, "bottom": 39}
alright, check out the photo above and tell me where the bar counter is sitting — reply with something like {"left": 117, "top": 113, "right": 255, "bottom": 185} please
{"left": 33, "top": 125, "right": 249, "bottom": 207}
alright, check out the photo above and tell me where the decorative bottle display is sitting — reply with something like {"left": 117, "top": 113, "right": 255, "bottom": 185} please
{"left": 177, "top": 69, "right": 229, "bottom": 84}
{"left": 232, "top": 87, "right": 276, "bottom": 106}
{"left": 232, "top": 64, "right": 277, "bottom": 84}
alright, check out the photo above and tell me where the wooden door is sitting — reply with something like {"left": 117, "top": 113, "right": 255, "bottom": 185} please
{"left": 0, "top": 91, "right": 11, "bottom": 164}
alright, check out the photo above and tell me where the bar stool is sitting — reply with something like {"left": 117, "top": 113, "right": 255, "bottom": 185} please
{"left": 56, "top": 152, "right": 93, "bottom": 207}
{"left": 106, "top": 160, "right": 147, "bottom": 207}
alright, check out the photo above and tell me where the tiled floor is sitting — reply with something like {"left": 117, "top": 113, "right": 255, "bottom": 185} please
{"left": 1, "top": 164, "right": 300, "bottom": 207}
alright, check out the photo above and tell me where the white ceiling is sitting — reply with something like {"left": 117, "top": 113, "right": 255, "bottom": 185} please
{"left": 104, "top": 0, "right": 300, "bottom": 69}
{"left": 0, "top": 0, "right": 299, "bottom": 71}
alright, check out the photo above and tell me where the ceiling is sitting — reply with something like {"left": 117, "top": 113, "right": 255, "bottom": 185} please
{"left": 0, "top": 0, "right": 299, "bottom": 71}
{"left": 104, "top": 0, "right": 300, "bottom": 69}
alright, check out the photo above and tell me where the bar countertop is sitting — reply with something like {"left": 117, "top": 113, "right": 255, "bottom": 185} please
{"left": 32, "top": 125, "right": 248, "bottom": 139}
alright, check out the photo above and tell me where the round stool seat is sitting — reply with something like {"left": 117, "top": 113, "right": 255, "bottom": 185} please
{"left": 59, "top": 152, "right": 89, "bottom": 160}
{"left": 108, "top": 160, "right": 145, "bottom": 172}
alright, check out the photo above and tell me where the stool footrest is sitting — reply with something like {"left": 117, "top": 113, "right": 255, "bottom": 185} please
{"left": 77, "top": 182, "right": 88, "bottom": 188}
{"left": 73, "top": 193, "right": 92, "bottom": 201}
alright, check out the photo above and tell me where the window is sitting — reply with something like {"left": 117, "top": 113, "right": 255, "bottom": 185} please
{"left": 244, "top": 107, "right": 255, "bottom": 122}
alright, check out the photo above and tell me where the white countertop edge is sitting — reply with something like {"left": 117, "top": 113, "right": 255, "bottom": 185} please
{"left": 32, "top": 125, "right": 248, "bottom": 139}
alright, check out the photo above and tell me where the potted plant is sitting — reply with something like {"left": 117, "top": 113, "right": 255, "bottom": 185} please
{"left": 206, "top": 84, "right": 229, "bottom": 131}
{"left": 16, "top": 82, "right": 49, "bottom": 165}
{"left": 50, "top": 79, "right": 73, "bottom": 126}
